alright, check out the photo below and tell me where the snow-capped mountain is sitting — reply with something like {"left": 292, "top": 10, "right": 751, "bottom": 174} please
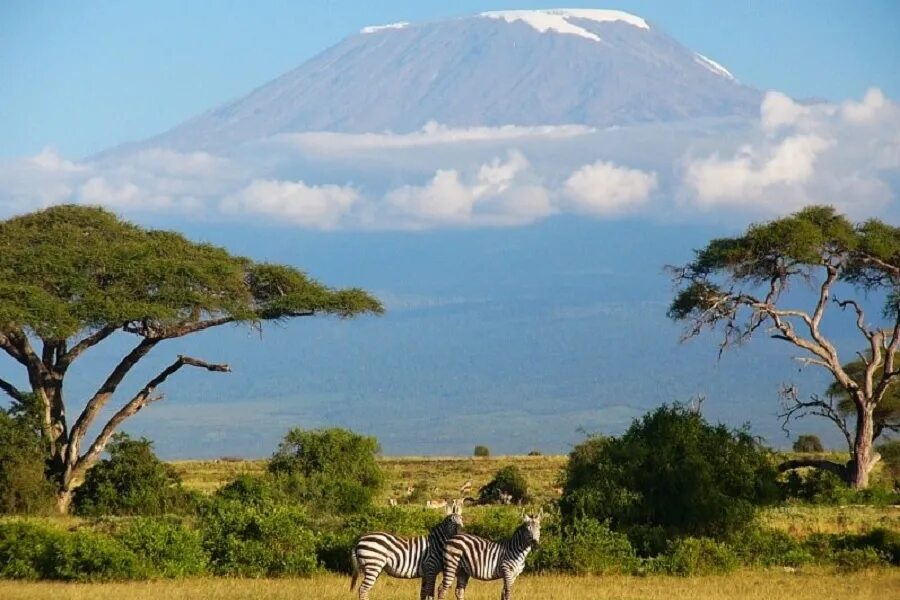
{"left": 119, "top": 9, "right": 760, "bottom": 153}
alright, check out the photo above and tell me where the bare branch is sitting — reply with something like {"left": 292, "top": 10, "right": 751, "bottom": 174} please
{"left": 778, "top": 458, "right": 847, "bottom": 480}
{"left": 72, "top": 355, "right": 230, "bottom": 480}
{"left": 0, "top": 376, "right": 25, "bottom": 403}
{"left": 835, "top": 298, "right": 873, "bottom": 341}
{"left": 778, "top": 384, "right": 853, "bottom": 452}
{"left": 66, "top": 337, "right": 161, "bottom": 464}
{"left": 59, "top": 325, "right": 121, "bottom": 370}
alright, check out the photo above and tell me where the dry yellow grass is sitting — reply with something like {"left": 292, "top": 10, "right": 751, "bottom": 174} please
{"left": 762, "top": 504, "right": 900, "bottom": 536}
{"left": 1, "top": 570, "right": 897, "bottom": 600}
{"left": 171, "top": 455, "right": 567, "bottom": 504}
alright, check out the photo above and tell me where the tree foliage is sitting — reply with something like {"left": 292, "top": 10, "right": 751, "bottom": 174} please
{"left": 72, "top": 433, "right": 195, "bottom": 516}
{"left": 0, "top": 205, "right": 382, "bottom": 510}
{"left": 793, "top": 434, "right": 825, "bottom": 453}
{"left": 668, "top": 205, "right": 900, "bottom": 488}
{"left": 0, "top": 404, "right": 55, "bottom": 514}
{"left": 561, "top": 405, "right": 779, "bottom": 540}
{"left": 268, "top": 427, "right": 383, "bottom": 512}
{"left": 478, "top": 465, "right": 529, "bottom": 504}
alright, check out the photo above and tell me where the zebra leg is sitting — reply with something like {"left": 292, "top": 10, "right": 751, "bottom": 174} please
{"left": 454, "top": 571, "right": 469, "bottom": 600}
{"left": 421, "top": 570, "right": 437, "bottom": 600}
{"left": 357, "top": 560, "right": 384, "bottom": 600}
{"left": 499, "top": 572, "right": 515, "bottom": 600}
{"left": 436, "top": 566, "right": 456, "bottom": 600}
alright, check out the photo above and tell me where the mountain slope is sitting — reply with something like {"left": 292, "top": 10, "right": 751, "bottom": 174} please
{"left": 124, "top": 9, "right": 760, "bottom": 153}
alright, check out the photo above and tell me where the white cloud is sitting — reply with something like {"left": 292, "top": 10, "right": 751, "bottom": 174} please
{"left": 381, "top": 150, "right": 555, "bottom": 228}
{"left": 562, "top": 161, "right": 658, "bottom": 216}
{"left": 221, "top": 179, "right": 360, "bottom": 229}
{"left": 273, "top": 122, "right": 594, "bottom": 154}
{"left": 682, "top": 88, "right": 898, "bottom": 217}
{"left": 841, "top": 88, "right": 890, "bottom": 124}
{"left": 760, "top": 91, "right": 813, "bottom": 133}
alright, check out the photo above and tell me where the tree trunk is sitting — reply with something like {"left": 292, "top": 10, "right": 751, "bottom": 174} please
{"left": 847, "top": 404, "right": 880, "bottom": 489}
{"left": 55, "top": 488, "right": 73, "bottom": 514}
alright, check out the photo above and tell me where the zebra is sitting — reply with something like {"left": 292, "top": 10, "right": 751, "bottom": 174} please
{"left": 350, "top": 499, "right": 464, "bottom": 600}
{"left": 437, "top": 510, "right": 542, "bottom": 600}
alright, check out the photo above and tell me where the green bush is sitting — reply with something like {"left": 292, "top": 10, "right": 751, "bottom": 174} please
{"left": 47, "top": 530, "right": 147, "bottom": 581}
{"left": 215, "top": 474, "right": 290, "bottom": 509}
{"left": 0, "top": 407, "right": 55, "bottom": 515}
{"left": 478, "top": 465, "right": 528, "bottom": 504}
{"left": 660, "top": 537, "right": 739, "bottom": 576}
{"left": 856, "top": 527, "right": 900, "bottom": 565}
{"left": 474, "top": 445, "right": 490, "bottom": 457}
{"left": 727, "top": 526, "right": 812, "bottom": 567}
{"left": 117, "top": 518, "right": 207, "bottom": 577}
{"left": 199, "top": 499, "right": 317, "bottom": 577}
{"left": 537, "top": 517, "right": 636, "bottom": 575}
{"left": 73, "top": 433, "right": 197, "bottom": 516}
{"left": 561, "top": 405, "right": 779, "bottom": 540}
{"left": 527, "top": 449, "right": 542, "bottom": 456}
{"left": 793, "top": 434, "right": 825, "bottom": 453}
{"left": 878, "top": 440, "right": 900, "bottom": 487}
{"left": 0, "top": 522, "right": 62, "bottom": 579}
{"left": 465, "top": 506, "right": 521, "bottom": 540}
{"left": 268, "top": 427, "right": 383, "bottom": 513}
{"left": 832, "top": 547, "right": 886, "bottom": 571}
{"left": 781, "top": 469, "right": 900, "bottom": 505}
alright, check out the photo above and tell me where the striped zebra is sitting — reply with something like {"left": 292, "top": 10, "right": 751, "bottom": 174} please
{"left": 437, "top": 510, "right": 542, "bottom": 600}
{"left": 350, "top": 499, "right": 463, "bottom": 600}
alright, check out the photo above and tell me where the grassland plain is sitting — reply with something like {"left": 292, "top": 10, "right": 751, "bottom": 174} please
{"left": 1, "top": 570, "right": 897, "bottom": 600}
{"left": 171, "top": 455, "right": 900, "bottom": 535}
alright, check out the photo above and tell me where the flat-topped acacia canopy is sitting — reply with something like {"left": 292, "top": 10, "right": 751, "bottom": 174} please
{"left": 0, "top": 205, "right": 383, "bottom": 512}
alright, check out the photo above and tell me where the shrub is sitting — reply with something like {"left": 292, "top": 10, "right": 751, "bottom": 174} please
{"left": 727, "top": 526, "right": 812, "bottom": 567}
{"left": 199, "top": 499, "right": 317, "bottom": 577}
{"left": 73, "top": 433, "right": 196, "bottom": 516}
{"left": 793, "top": 434, "right": 825, "bottom": 453}
{"left": 561, "top": 405, "right": 779, "bottom": 540}
{"left": 478, "top": 465, "right": 528, "bottom": 504}
{"left": 878, "top": 440, "right": 900, "bottom": 487}
{"left": 0, "top": 522, "right": 62, "bottom": 579}
{"left": 781, "top": 468, "right": 900, "bottom": 505}
{"left": 832, "top": 547, "right": 886, "bottom": 571}
{"left": 661, "top": 537, "right": 738, "bottom": 576}
{"left": 856, "top": 527, "right": 900, "bottom": 565}
{"left": 0, "top": 407, "right": 55, "bottom": 515}
{"left": 268, "top": 427, "right": 383, "bottom": 513}
{"left": 465, "top": 506, "right": 521, "bottom": 540}
{"left": 474, "top": 445, "right": 490, "bottom": 457}
{"left": 47, "top": 530, "right": 147, "bottom": 581}
{"left": 560, "top": 518, "right": 636, "bottom": 575}
{"left": 117, "top": 518, "right": 207, "bottom": 577}
{"left": 527, "top": 450, "right": 542, "bottom": 456}
{"left": 215, "top": 474, "right": 290, "bottom": 509}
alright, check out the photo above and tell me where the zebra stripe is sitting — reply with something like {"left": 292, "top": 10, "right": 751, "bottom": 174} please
{"left": 437, "top": 513, "right": 542, "bottom": 600}
{"left": 351, "top": 500, "right": 463, "bottom": 600}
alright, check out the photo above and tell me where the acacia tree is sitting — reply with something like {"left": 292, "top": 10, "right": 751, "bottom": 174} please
{"left": 668, "top": 206, "right": 900, "bottom": 488}
{"left": 0, "top": 205, "right": 382, "bottom": 512}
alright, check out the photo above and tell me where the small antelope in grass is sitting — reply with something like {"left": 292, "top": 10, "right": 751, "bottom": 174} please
{"left": 351, "top": 499, "right": 464, "bottom": 600}
{"left": 437, "top": 510, "right": 542, "bottom": 600}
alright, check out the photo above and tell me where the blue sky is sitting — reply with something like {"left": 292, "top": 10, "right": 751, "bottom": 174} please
{"left": 2, "top": 0, "right": 898, "bottom": 159}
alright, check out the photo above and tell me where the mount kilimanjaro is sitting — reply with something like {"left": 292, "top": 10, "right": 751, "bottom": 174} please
{"left": 114, "top": 8, "right": 761, "bottom": 154}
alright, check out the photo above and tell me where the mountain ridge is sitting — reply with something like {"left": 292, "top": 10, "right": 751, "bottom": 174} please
{"left": 105, "top": 8, "right": 761, "bottom": 156}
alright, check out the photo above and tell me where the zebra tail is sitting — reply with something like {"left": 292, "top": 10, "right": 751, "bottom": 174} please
{"left": 349, "top": 547, "right": 359, "bottom": 591}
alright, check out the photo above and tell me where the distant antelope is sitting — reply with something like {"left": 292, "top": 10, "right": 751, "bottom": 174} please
{"left": 459, "top": 479, "right": 473, "bottom": 495}
{"left": 426, "top": 499, "right": 448, "bottom": 509}
{"left": 498, "top": 491, "right": 513, "bottom": 505}
{"left": 388, "top": 498, "right": 398, "bottom": 507}
{"left": 438, "top": 510, "right": 542, "bottom": 600}
{"left": 406, "top": 484, "right": 416, "bottom": 497}
{"left": 351, "top": 500, "right": 463, "bottom": 600}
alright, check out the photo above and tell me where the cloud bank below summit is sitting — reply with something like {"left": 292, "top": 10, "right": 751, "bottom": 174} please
{"left": 0, "top": 89, "right": 897, "bottom": 229}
